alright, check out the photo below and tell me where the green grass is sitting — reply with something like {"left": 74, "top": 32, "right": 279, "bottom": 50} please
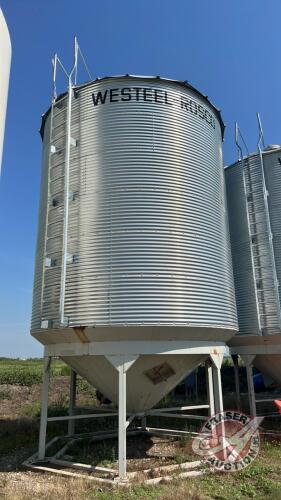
{"left": 0, "top": 358, "right": 70, "bottom": 386}
{"left": 81, "top": 455, "right": 281, "bottom": 500}
{"left": 181, "top": 441, "right": 281, "bottom": 500}
{"left": 0, "top": 388, "right": 11, "bottom": 399}
{"left": 57, "top": 435, "right": 281, "bottom": 499}
{"left": 89, "top": 486, "right": 168, "bottom": 499}
{"left": 70, "top": 438, "right": 118, "bottom": 467}
{"left": 0, "top": 418, "right": 39, "bottom": 456}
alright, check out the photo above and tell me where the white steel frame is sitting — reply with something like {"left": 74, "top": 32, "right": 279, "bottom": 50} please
{"left": 230, "top": 346, "right": 281, "bottom": 418}
{"left": 29, "top": 342, "right": 226, "bottom": 483}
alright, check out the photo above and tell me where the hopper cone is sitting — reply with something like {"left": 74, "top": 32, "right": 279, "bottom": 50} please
{"left": 62, "top": 353, "right": 208, "bottom": 412}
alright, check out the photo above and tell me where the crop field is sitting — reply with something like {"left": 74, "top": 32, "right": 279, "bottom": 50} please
{"left": 0, "top": 358, "right": 281, "bottom": 499}
{"left": 0, "top": 357, "right": 70, "bottom": 386}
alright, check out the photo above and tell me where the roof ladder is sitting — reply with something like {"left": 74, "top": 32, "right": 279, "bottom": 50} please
{"left": 40, "top": 58, "right": 58, "bottom": 329}
{"left": 40, "top": 37, "right": 92, "bottom": 329}
{"left": 59, "top": 69, "right": 74, "bottom": 327}
{"left": 256, "top": 113, "right": 281, "bottom": 330}
{"left": 235, "top": 118, "right": 281, "bottom": 334}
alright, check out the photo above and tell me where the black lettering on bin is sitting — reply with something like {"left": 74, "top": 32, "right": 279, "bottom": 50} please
{"left": 190, "top": 100, "right": 198, "bottom": 115}
{"left": 132, "top": 87, "right": 141, "bottom": 101}
{"left": 154, "top": 89, "right": 163, "bottom": 102}
{"left": 143, "top": 88, "right": 153, "bottom": 102}
{"left": 110, "top": 88, "right": 119, "bottom": 102}
{"left": 198, "top": 104, "right": 205, "bottom": 119}
{"left": 164, "top": 91, "right": 173, "bottom": 105}
{"left": 121, "top": 88, "right": 132, "bottom": 101}
{"left": 92, "top": 90, "right": 108, "bottom": 106}
{"left": 180, "top": 96, "right": 189, "bottom": 110}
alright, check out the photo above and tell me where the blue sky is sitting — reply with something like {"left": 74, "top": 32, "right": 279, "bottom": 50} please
{"left": 0, "top": 0, "right": 281, "bottom": 357}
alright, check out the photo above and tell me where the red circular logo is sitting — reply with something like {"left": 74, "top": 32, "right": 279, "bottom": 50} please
{"left": 192, "top": 411, "right": 263, "bottom": 472}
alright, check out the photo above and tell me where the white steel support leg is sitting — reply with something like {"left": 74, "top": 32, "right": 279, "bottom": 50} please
{"left": 246, "top": 363, "right": 257, "bottom": 417}
{"left": 242, "top": 355, "right": 256, "bottom": 417}
{"left": 118, "top": 365, "right": 127, "bottom": 479}
{"left": 38, "top": 357, "right": 51, "bottom": 460}
{"left": 246, "top": 364, "right": 256, "bottom": 417}
{"left": 105, "top": 354, "right": 138, "bottom": 480}
{"left": 205, "top": 360, "right": 215, "bottom": 416}
{"left": 195, "top": 368, "right": 198, "bottom": 401}
{"left": 210, "top": 354, "right": 224, "bottom": 414}
{"left": 68, "top": 369, "right": 77, "bottom": 436}
{"left": 210, "top": 353, "right": 227, "bottom": 460}
{"left": 232, "top": 355, "right": 241, "bottom": 410}
{"left": 212, "top": 366, "right": 224, "bottom": 414}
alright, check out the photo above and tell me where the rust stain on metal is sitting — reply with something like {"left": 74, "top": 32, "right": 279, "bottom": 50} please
{"left": 73, "top": 327, "right": 89, "bottom": 343}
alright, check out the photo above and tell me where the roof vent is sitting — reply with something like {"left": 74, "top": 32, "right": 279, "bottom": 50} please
{"left": 265, "top": 144, "right": 281, "bottom": 151}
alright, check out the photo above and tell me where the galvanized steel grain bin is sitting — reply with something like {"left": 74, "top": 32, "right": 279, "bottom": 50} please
{"left": 226, "top": 145, "right": 281, "bottom": 384}
{"left": 31, "top": 76, "right": 237, "bottom": 410}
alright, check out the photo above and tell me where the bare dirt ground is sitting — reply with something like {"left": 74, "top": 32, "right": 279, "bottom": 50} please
{"left": 0, "top": 378, "right": 108, "bottom": 499}
{"left": 0, "top": 377, "right": 196, "bottom": 499}
{"left": 0, "top": 377, "right": 92, "bottom": 419}
{"left": 60, "top": 433, "right": 195, "bottom": 473}
{"left": 1, "top": 377, "right": 281, "bottom": 499}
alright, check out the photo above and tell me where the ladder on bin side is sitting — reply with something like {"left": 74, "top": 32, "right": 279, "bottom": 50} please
{"left": 236, "top": 122, "right": 281, "bottom": 334}
{"left": 40, "top": 96, "right": 56, "bottom": 328}
{"left": 40, "top": 38, "right": 92, "bottom": 329}
{"left": 41, "top": 53, "right": 78, "bottom": 328}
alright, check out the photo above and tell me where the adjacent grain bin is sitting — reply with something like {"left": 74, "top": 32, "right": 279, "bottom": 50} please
{"left": 0, "top": 8, "right": 11, "bottom": 173}
{"left": 225, "top": 138, "right": 281, "bottom": 393}
{"left": 31, "top": 57, "right": 237, "bottom": 477}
